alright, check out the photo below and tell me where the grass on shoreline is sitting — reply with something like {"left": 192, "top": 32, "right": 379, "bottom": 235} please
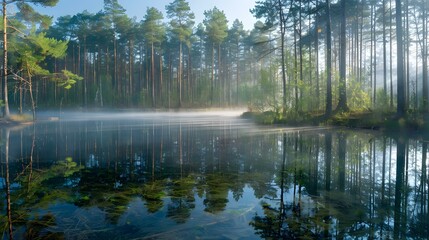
{"left": 242, "top": 110, "right": 429, "bottom": 135}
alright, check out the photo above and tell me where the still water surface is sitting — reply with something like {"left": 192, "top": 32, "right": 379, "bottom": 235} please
{"left": 1, "top": 111, "right": 429, "bottom": 239}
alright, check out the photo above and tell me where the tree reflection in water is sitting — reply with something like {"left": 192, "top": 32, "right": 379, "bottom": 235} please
{"left": 1, "top": 117, "right": 429, "bottom": 239}
{"left": 250, "top": 131, "right": 429, "bottom": 239}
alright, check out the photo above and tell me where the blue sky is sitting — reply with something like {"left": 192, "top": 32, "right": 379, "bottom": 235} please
{"left": 34, "top": 0, "right": 258, "bottom": 30}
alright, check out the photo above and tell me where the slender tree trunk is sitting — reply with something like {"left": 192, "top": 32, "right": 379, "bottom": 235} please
{"left": 299, "top": 0, "right": 303, "bottom": 112}
{"left": 294, "top": 20, "right": 298, "bottom": 112}
{"left": 390, "top": 0, "right": 394, "bottom": 108}
{"left": 405, "top": 0, "right": 410, "bottom": 109}
{"left": 178, "top": 41, "right": 182, "bottom": 107}
{"left": 315, "top": 0, "right": 320, "bottom": 111}
{"left": 129, "top": 39, "right": 134, "bottom": 105}
{"left": 422, "top": 5, "right": 428, "bottom": 112}
{"left": 151, "top": 43, "right": 155, "bottom": 107}
{"left": 188, "top": 46, "right": 192, "bottom": 104}
{"left": 236, "top": 39, "right": 240, "bottom": 105}
{"left": 277, "top": 0, "right": 287, "bottom": 113}
{"left": 373, "top": 5, "right": 377, "bottom": 106}
{"left": 83, "top": 36, "right": 88, "bottom": 108}
{"left": 211, "top": 42, "right": 215, "bottom": 105}
{"left": 114, "top": 37, "right": 119, "bottom": 103}
{"left": 218, "top": 43, "right": 222, "bottom": 106}
{"left": 19, "top": 80, "right": 22, "bottom": 114}
{"left": 325, "top": 0, "right": 332, "bottom": 116}
{"left": 159, "top": 49, "right": 163, "bottom": 107}
{"left": 3, "top": 0, "right": 9, "bottom": 117}
{"left": 336, "top": 0, "right": 348, "bottom": 112}
{"left": 23, "top": 63, "right": 37, "bottom": 120}
{"left": 99, "top": 48, "right": 103, "bottom": 107}
{"left": 383, "top": 0, "right": 387, "bottom": 96}
{"left": 396, "top": 0, "right": 406, "bottom": 116}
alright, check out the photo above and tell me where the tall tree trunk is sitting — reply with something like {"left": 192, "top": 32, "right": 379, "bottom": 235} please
{"left": 159, "top": 49, "right": 163, "bottom": 107}
{"left": 3, "top": 0, "right": 9, "bottom": 117}
{"left": 299, "top": 0, "right": 303, "bottom": 112}
{"left": 236, "top": 39, "right": 240, "bottom": 106}
{"left": 129, "top": 39, "right": 134, "bottom": 105}
{"left": 396, "top": 0, "right": 406, "bottom": 116}
{"left": 27, "top": 70, "right": 36, "bottom": 120}
{"left": 188, "top": 46, "right": 192, "bottom": 104}
{"left": 325, "top": 0, "right": 332, "bottom": 116}
{"left": 405, "top": 0, "right": 410, "bottom": 109}
{"left": 390, "top": 0, "right": 394, "bottom": 108}
{"left": 315, "top": 0, "right": 320, "bottom": 111}
{"left": 373, "top": 5, "right": 377, "bottom": 107}
{"left": 218, "top": 43, "right": 222, "bottom": 106}
{"left": 84, "top": 36, "right": 88, "bottom": 108}
{"left": 151, "top": 43, "right": 155, "bottom": 107}
{"left": 294, "top": 20, "right": 298, "bottom": 112}
{"left": 336, "top": 0, "right": 348, "bottom": 112}
{"left": 278, "top": 0, "right": 287, "bottom": 114}
{"left": 422, "top": 4, "right": 428, "bottom": 112}
{"left": 383, "top": 0, "right": 387, "bottom": 96}
{"left": 178, "top": 41, "right": 183, "bottom": 108}
{"left": 211, "top": 42, "right": 215, "bottom": 106}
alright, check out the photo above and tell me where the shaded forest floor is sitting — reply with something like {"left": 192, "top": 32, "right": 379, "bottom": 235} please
{"left": 242, "top": 110, "right": 429, "bottom": 137}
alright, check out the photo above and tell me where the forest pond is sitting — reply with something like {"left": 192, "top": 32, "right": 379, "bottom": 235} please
{"left": 1, "top": 111, "right": 429, "bottom": 239}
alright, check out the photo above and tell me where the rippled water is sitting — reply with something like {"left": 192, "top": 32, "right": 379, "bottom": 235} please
{"left": 1, "top": 111, "right": 428, "bottom": 239}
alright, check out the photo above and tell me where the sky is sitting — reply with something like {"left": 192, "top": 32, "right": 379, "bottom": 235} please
{"left": 33, "top": 0, "right": 258, "bottom": 30}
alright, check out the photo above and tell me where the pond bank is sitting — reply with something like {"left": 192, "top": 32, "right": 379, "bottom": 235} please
{"left": 242, "top": 110, "right": 429, "bottom": 137}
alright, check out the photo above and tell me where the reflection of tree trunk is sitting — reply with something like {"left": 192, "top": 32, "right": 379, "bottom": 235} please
{"left": 381, "top": 138, "right": 386, "bottom": 203}
{"left": 5, "top": 129, "right": 13, "bottom": 239}
{"left": 278, "top": 133, "right": 287, "bottom": 237}
{"left": 338, "top": 133, "right": 346, "bottom": 192}
{"left": 423, "top": 143, "right": 427, "bottom": 217}
{"left": 152, "top": 124, "right": 155, "bottom": 180}
{"left": 394, "top": 138, "right": 406, "bottom": 238}
{"left": 27, "top": 126, "right": 36, "bottom": 194}
{"left": 308, "top": 136, "right": 319, "bottom": 195}
{"left": 179, "top": 124, "right": 183, "bottom": 178}
{"left": 325, "top": 133, "right": 332, "bottom": 191}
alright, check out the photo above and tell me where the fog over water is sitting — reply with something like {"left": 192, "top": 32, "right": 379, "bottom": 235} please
{"left": 5, "top": 111, "right": 422, "bottom": 239}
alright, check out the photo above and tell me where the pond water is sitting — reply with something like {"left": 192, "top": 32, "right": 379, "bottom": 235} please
{"left": 1, "top": 111, "right": 429, "bottom": 239}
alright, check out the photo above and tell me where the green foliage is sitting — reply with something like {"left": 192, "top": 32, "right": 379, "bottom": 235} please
{"left": 166, "top": 0, "right": 195, "bottom": 42}
{"left": 142, "top": 7, "right": 165, "bottom": 46}
{"left": 53, "top": 70, "right": 83, "bottom": 90}
{"left": 203, "top": 7, "right": 228, "bottom": 45}
{"left": 15, "top": 1, "right": 58, "bottom": 29}
{"left": 347, "top": 78, "right": 371, "bottom": 112}
{"left": 374, "top": 89, "right": 391, "bottom": 113}
{"left": 16, "top": 31, "right": 68, "bottom": 77}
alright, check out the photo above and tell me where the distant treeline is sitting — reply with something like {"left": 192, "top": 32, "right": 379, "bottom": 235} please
{"left": 3, "top": 0, "right": 428, "bottom": 117}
